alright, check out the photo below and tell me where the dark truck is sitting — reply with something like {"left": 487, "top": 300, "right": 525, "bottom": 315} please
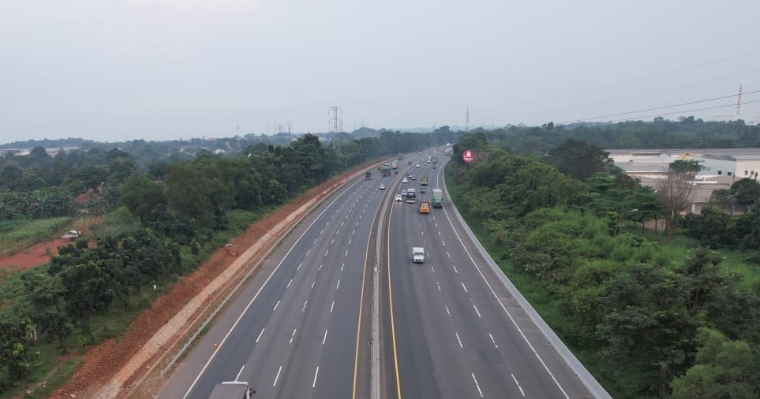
{"left": 365, "top": 171, "right": 371, "bottom": 180}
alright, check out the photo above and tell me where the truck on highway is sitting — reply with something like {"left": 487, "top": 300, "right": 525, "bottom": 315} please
{"left": 365, "top": 171, "right": 371, "bottom": 180}
{"left": 420, "top": 176, "right": 428, "bottom": 186}
{"left": 419, "top": 201, "right": 430, "bottom": 214}
{"left": 432, "top": 188, "right": 443, "bottom": 208}
{"left": 379, "top": 163, "right": 391, "bottom": 177}
{"left": 405, "top": 188, "right": 416, "bottom": 203}
{"left": 412, "top": 247, "right": 425, "bottom": 263}
{"left": 208, "top": 381, "right": 255, "bottom": 399}
{"left": 432, "top": 156, "right": 438, "bottom": 164}
{"left": 398, "top": 153, "right": 404, "bottom": 160}
{"left": 391, "top": 160, "right": 398, "bottom": 170}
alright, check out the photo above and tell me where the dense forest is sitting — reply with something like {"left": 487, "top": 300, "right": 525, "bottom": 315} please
{"left": 0, "top": 130, "right": 449, "bottom": 393}
{"left": 447, "top": 131, "right": 760, "bottom": 399}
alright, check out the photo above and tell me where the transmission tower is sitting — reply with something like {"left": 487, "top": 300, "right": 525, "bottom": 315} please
{"left": 329, "top": 106, "right": 343, "bottom": 153}
{"left": 736, "top": 84, "right": 743, "bottom": 118}
{"left": 465, "top": 106, "right": 470, "bottom": 132}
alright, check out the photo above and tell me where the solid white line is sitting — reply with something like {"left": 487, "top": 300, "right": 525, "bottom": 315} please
{"left": 445, "top": 306, "right": 451, "bottom": 316}
{"left": 287, "top": 279, "right": 292, "bottom": 288}
{"left": 302, "top": 301, "right": 308, "bottom": 312}
{"left": 273, "top": 300, "right": 280, "bottom": 311}
{"left": 461, "top": 282, "right": 468, "bottom": 293}
{"left": 472, "top": 373, "right": 483, "bottom": 397}
{"left": 297, "top": 262, "right": 302, "bottom": 270}
{"left": 235, "top": 365, "right": 245, "bottom": 381}
{"left": 453, "top": 265, "right": 458, "bottom": 274}
{"left": 273, "top": 366, "right": 282, "bottom": 387}
{"left": 330, "top": 301, "right": 335, "bottom": 313}
{"left": 512, "top": 373, "right": 526, "bottom": 397}
{"left": 312, "top": 366, "right": 320, "bottom": 388}
{"left": 322, "top": 329, "right": 328, "bottom": 345}
{"left": 289, "top": 328, "right": 297, "bottom": 344}
{"left": 455, "top": 332, "right": 463, "bottom": 348}
{"left": 442, "top": 195, "right": 571, "bottom": 399}
{"left": 336, "top": 279, "right": 340, "bottom": 290}
{"left": 473, "top": 304, "right": 482, "bottom": 318}
{"left": 489, "top": 333, "right": 498, "bottom": 348}
{"left": 255, "top": 328, "right": 264, "bottom": 343}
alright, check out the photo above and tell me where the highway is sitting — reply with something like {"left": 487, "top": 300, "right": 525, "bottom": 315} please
{"left": 159, "top": 151, "right": 603, "bottom": 399}
{"left": 159, "top": 163, "right": 399, "bottom": 399}
{"left": 382, "top": 155, "right": 596, "bottom": 399}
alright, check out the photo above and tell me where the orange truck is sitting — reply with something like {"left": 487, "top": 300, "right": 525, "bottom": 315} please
{"left": 419, "top": 201, "right": 430, "bottom": 214}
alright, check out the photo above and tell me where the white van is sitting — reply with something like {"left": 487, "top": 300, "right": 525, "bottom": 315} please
{"left": 412, "top": 247, "right": 425, "bottom": 263}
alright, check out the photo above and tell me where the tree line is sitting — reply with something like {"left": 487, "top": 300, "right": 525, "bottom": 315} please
{"left": 448, "top": 133, "right": 760, "bottom": 399}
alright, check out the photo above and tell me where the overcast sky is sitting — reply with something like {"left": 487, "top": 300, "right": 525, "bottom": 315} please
{"left": 1, "top": 0, "right": 759, "bottom": 144}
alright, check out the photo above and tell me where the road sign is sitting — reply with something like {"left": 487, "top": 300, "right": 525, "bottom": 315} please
{"left": 462, "top": 149, "right": 474, "bottom": 163}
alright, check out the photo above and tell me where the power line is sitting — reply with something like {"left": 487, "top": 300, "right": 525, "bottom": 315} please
{"left": 513, "top": 49, "right": 760, "bottom": 107}
{"left": 608, "top": 98, "right": 760, "bottom": 123}
{"left": 531, "top": 68, "right": 760, "bottom": 117}
{"left": 560, "top": 89, "right": 760, "bottom": 123}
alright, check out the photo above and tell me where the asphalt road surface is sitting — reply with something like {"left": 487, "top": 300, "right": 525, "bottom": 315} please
{"left": 161, "top": 151, "right": 600, "bottom": 399}
{"left": 160, "top": 163, "right": 400, "bottom": 399}
{"left": 381, "top": 156, "right": 596, "bottom": 399}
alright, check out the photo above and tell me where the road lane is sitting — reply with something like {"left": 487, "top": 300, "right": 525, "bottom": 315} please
{"left": 160, "top": 168, "right": 394, "bottom": 399}
{"left": 384, "top": 157, "right": 594, "bottom": 399}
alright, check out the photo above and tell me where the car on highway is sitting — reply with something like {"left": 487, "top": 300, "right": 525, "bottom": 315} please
{"left": 402, "top": 178, "right": 408, "bottom": 183}
{"left": 416, "top": 164, "right": 421, "bottom": 168}
{"left": 395, "top": 194, "right": 403, "bottom": 202}
{"left": 410, "top": 175, "right": 416, "bottom": 180}
{"left": 401, "top": 189, "right": 407, "bottom": 196}
{"left": 379, "top": 184, "right": 385, "bottom": 190}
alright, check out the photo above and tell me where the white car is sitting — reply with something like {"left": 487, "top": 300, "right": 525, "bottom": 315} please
{"left": 402, "top": 178, "right": 408, "bottom": 183}
{"left": 379, "top": 184, "right": 386, "bottom": 190}
{"left": 395, "top": 194, "right": 403, "bottom": 202}
{"left": 416, "top": 164, "right": 421, "bottom": 168}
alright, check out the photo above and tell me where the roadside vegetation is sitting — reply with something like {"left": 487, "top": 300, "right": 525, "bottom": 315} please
{"left": 0, "top": 217, "right": 72, "bottom": 257}
{"left": 446, "top": 128, "right": 760, "bottom": 399}
{"left": 0, "top": 131, "right": 452, "bottom": 397}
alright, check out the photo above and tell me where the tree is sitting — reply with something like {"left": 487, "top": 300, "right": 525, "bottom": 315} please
{"left": 731, "top": 178, "right": 760, "bottom": 212}
{"left": 670, "top": 328, "right": 758, "bottom": 399}
{"left": 657, "top": 160, "right": 702, "bottom": 243}
{"left": 120, "top": 174, "right": 167, "bottom": 222}
{"left": 546, "top": 139, "right": 612, "bottom": 181}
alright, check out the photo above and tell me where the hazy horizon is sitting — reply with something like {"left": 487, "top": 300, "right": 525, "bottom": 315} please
{"left": 2, "top": 0, "right": 759, "bottom": 144}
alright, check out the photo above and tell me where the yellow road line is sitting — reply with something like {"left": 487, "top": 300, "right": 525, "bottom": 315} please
{"left": 387, "top": 204, "right": 403, "bottom": 398}
{"left": 352, "top": 196, "right": 378, "bottom": 399}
